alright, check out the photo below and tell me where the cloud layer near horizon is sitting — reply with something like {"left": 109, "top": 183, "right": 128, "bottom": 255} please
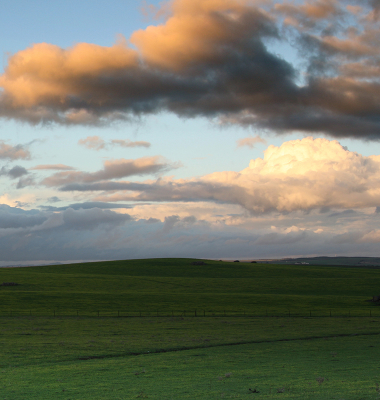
{"left": 1, "top": 0, "right": 380, "bottom": 139}
{"left": 0, "top": 202, "right": 380, "bottom": 263}
{"left": 45, "top": 137, "right": 380, "bottom": 213}
{"left": 2, "top": 137, "right": 380, "bottom": 262}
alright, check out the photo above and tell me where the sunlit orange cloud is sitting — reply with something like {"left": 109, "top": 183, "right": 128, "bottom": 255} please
{"left": 0, "top": 0, "right": 284, "bottom": 125}
{"left": 131, "top": 0, "right": 270, "bottom": 70}
{"left": 0, "top": 0, "right": 380, "bottom": 139}
{"left": 0, "top": 41, "right": 136, "bottom": 107}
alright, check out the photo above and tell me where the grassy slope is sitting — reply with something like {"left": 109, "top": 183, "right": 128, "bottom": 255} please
{"left": 1, "top": 318, "right": 380, "bottom": 399}
{"left": 1, "top": 258, "right": 380, "bottom": 399}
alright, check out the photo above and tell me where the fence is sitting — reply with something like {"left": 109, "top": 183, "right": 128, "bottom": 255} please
{"left": 0, "top": 308, "right": 379, "bottom": 318}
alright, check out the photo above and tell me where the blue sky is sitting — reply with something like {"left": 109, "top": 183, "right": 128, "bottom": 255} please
{"left": 1, "top": 0, "right": 380, "bottom": 264}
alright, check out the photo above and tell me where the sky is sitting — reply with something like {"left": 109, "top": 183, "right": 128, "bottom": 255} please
{"left": 1, "top": 0, "right": 380, "bottom": 264}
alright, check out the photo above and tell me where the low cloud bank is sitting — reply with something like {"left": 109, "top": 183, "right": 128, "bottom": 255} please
{"left": 0, "top": 203, "right": 380, "bottom": 262}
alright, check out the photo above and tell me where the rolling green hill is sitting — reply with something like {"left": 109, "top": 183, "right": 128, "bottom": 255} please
{"left": 0, "top": 258, "right": 379, "bottom": 316}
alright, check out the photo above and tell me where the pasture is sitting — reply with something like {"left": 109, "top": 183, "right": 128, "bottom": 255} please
{"left": 0, "top": 258, "right": 380, "bottom": 399}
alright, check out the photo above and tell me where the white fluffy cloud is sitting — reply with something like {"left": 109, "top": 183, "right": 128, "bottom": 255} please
{"left": 83, "top": 137, "right": 380, "bottom": 213}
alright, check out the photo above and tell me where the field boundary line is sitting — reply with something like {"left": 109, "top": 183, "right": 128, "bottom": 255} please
{"left": 73, "top": 331, "right": 380, "bottom": 362}
{"left": 5, "top": 331, "right": 379, "bottom": 368}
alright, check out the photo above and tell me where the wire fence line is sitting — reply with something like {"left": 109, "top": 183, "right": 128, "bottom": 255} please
{"left": 0, "top": 309, "right": 379, "bottom": 318}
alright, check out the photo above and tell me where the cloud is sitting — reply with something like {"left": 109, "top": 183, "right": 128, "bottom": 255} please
{"left": 47, "top": 196, "right": 61, "bottom": 203}
{"left": 55, "top": 137, "right": 380, "bottom": 214}
{"left": 0, "top": 165, "right": 34, "bottom": 189}
{"left": 78, "top": 136, "right": 106, "bottom": 150}
{"left": 274, "top": 0, "right": 342, "bottom": 29}
{"left": 31, "top": 164, "right": 75, "bottom": 170}
{"left": 0, "top": 204, "right": 132, "bottom": 234}
{"left": 1, "top": 202, "right": 380, "bottom": 262}
{"left": 110, "top": 139, "right": 151, "bottom": 148}
{"left": 0, "top": 193, "right": 36, "bottom": 208}
{"left": 359, "top": 229, "right": 380, "bottom": 243}
{"left": 60, "top": 207, "right": 133, "bottom": 231}
{"left": 0, "top": 204, "right": 47, "bottom": 229}
{"left": 40, "top": 201, "right": 133, "bottom": 211}
{"left": 16, "top": 175, "right": 35, "bottom": 189}
{"left": 79, "top": 136, "right": 151, "bottom": 150}
{"left": 42, "top": 156, "right": 177, "bottom": 187}
{"left": 0, "top": 141, "right": 31, "bottom": 160}
{"left": 0, "top": 165, "right": 28, "bottom": 179}
{"left": 254, "top": 230, "right": 307, "bottom": 245}
{"left": 236, "top": 135, "right": 267, "bottom": 149}
{"left": 0, "top": 0, "right": 379, "bottom": 139}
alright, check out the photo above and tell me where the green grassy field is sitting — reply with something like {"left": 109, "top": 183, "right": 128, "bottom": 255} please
{"left": 0, "top": 258, "right": 379, "bottom": 316}
{"left": 1, "top": 258, "right": 380, "bottom": 399}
